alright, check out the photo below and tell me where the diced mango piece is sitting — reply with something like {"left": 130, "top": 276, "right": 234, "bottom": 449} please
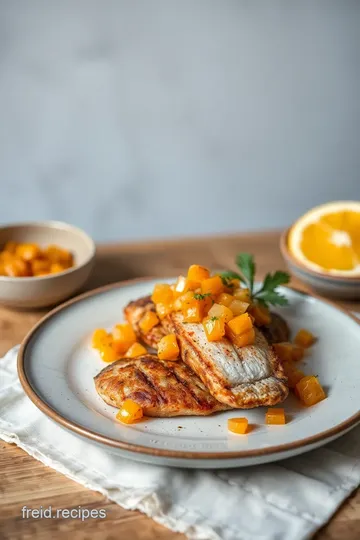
{"left": 3, "top": 241, "right": 17, "bottom": 254}
{"left": 156, "top": 301, "right": 174, "bottom": 319}
{"left": 45, "top": 245, "right": 73, "bottom": 266}
{"left": 203, "top": 316, "right": 226, "bottom": 341}
{"left": 291, "top": 345, "right": 305, "bottom": 362}
{"left": 139, "top": 311, "right": 159, "bottom": 333}
{"left": 295, "top": 376, "right": 326, "bottom": 406}
{"left": 112, "top": 323, "right": 137, "bottom": 354}
{"left": 227, "top": 313, "right": 253, "bottom": 336}
{"left": 229, "top": 299, "right": 249, "bottom": 317}
{"left": 208, "top": 303, "right": 233, "bottom": 323}
{"left": 233, "top": 288, "right": 251, "bottom": 303}
{"left": 187, "top": 264, "right": 210, "bottom": 283}
{"left": 116, "top": 399, "right": 143, "bottom": 424}
{"left": 50, "top": 263, "right": 67, "bottom": 274}
{"left": 201, "top": 275, "right": 224, "bottom": 296}
{"left": 173, "top": 275, "right": 199, "bottom": 296}
{"left": 99, "top": 344, "right": 119, "bottom": 363}
{"left": 4, "top": 257, "right": 30, "bottom": 277}
{"left": 158, "top": 334, "right": 180, "bottom": 360}
{"left": 151, "top": 283, "right": 174, "bottom": 305}
{"left": 228, "top": 417, "right": 248, "bottom": 434}
{"left": 181, "top": 292, "right": 212, "bottom": 322}
{"left": 92, "top": 328, "right": 112, "bottom": 349}
{"left": 31, "top": 258, "right": 51, "bottom": 275}
{"left": 273, "top": 342, "right": 294, "bottom": 363}
{"left": 217, "top": 293, "right": 234, "bottom": 307}
{"left": 15, "top": 243, "right": 41, "bottom": 262}
{"left": 266, "top": 408, "right": 286, "bottom": 425}
{"left": 233, "top": 327, "right": 256, "bottom": 347}
{"left": 282, "top": 362, "right": 305, "bottom": 389}
{"left": 250, "top": 304, "right": 271, "bottom": 326}
{"left": 182, "top": 302, "right": 203, "bottom": 323}
{"left": 125, "top": 342, "right": 148, "bottom": 358}
{"left": 294, "top": 329, "right": 316, "bottom": 348}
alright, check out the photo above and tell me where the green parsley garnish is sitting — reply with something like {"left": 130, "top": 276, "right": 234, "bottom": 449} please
{"left": 220, "top": 253, "right": 290, "bottom": 308}
{"left": 193, "top": 292, "right": 212, "bottom": 301}
{"left": 210, "top": 316, "right": 219, "bottom": 321}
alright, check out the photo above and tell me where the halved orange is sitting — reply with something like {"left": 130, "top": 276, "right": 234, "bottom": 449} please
{"left": 288, "top": 201, "right": 360, "bottom": 276}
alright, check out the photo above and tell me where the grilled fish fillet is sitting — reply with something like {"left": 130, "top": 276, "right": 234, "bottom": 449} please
{"left": 170, "top": 312, "right": 288, "bottom": 408}
{"left": 124, "top": 296, "right": 290, "bottom": 348}
{"left": 94, "top": 354, "right": 229, "bottom": 416}
{"left": 124, "top": 296, "right": 166, "bottom": 349}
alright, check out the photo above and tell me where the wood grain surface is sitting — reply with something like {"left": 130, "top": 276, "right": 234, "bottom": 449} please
{"left": 1, "top": 231, "right": 359, "bottom": 540}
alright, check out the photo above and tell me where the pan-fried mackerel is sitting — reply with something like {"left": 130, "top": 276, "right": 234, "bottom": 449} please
{"left": 170, "top": 312, "right": 288, "bottom": 409}
{"left": 94, "top": 354, "right": 229, "bottom": 417}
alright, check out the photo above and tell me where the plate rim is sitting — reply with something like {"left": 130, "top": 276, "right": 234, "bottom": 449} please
{"left": 17, "top": 277, "right": 360, "bottom": 460}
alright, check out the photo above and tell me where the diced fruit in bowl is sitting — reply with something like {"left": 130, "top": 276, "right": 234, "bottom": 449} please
{"left": 116, "top": 400, "right": 143, "bottom": 424}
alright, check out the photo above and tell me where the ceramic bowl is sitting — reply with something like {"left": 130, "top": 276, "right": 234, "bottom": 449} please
{"left": 280, "top": 228, "right": 360, "bottom": 299}
{"left": 0, "top": 221, "right": 96, "bottom": 308}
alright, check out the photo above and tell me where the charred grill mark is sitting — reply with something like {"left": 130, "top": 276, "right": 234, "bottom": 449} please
{"left": 135, "top": 366, "right": 167, "bottom": 404}
{"left": 171, "top": 370, "right": 203, "bottom": 407}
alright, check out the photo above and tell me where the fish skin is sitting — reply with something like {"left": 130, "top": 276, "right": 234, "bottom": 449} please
{"left": 94, "top": 354, "right": 230, "bottom": 417}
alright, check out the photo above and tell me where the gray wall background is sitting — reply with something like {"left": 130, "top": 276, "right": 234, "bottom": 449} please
{"left": 0, "top": 1, "right": 359, "bottom": 242}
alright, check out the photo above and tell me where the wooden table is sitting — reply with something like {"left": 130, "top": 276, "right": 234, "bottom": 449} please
{"left": 1, "top": 231, "right": 359, "bottom": 540}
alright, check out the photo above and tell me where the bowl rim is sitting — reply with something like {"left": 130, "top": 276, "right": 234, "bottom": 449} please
{"left": 280, "top": 227, "right": 360, "bottom": 283}
{"left": 0, "top": 220, "right": 96, "bottom": 282}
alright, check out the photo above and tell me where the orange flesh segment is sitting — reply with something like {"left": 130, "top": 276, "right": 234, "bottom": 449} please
{"left": 116, "top": 400, "right": 143, "bottom": 424}
{"left": 299, "top": 210, "right": 360, "bottom": 271}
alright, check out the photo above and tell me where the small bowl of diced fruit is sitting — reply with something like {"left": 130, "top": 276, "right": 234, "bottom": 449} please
{"left": 0, "top": 221, "right": 95, "bottom": 309}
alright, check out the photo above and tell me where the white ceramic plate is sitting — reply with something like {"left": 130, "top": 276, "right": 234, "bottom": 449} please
{"left": 18, "top": 279, "right": 360, "bottom": 469}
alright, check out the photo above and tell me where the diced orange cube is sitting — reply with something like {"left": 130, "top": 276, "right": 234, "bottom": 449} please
{"left": 291, "top": 345, "right": 305, "bottom": 362}
{"left": 295, "top": 376, "right": 326, "bottom": 406}
{"left": 233, "top": 288, "right": 251, "bottom": 303}
{"left": 227, "top": 313, "right": 253, "bottom": 336}
{"left": 182, "top": 302, "right": 203, "bottom": 323}
{"left": 45, "top": 245, "right": 73, "bottom": 266}
{"left": 181, "top": 292, "right": 211, "bottom": 322}
{"left": 139, "top": 311, "right": 159, "bottom": 333}
{"left": 151, "top": 283, "right": 174, "bottom": 305}
{"left": 229, "top": 299, "right": 249, "bottom": 317}
{"left": 273, "top": 342, "right": 294, "bottom": 363}
{"left": 203, "top": 316, "right": 226, "bottom": 341}
{"left": 3, "top": 241, "right": 17, "bottom": 254}
{"left": 228, "top": 417, "right": 248, "bottom": 434}
{"left": 294, "top": 329, "right": 316, "bottom": 348}
{"left": 233, "top": 327, "right": 256, "bottom": 347}
{"left": 158, "top": 334, "right": 180, "bottom": 360}
{"left": 112, "top": 323, "right": 137, "bottom": 354}
{"left": 15, "top": 243, "right": 41, "bottom": 262}
{"left": 250, "top": 304, "right": 271, "bottom": 326}
{"left": 92, "top": 328, "right": 112, "bottom": 349}
{"left": 50, "top": 263, "right": 67, "bottom": 274}
{"left": 31, "top": 258, "right": 51, "bottom": 275}
{"left": 156, "top": 301, "right": 174, "bottom": 320}
{"left": 116, "top": 400, "right": 143, "bottom": 424}
{"left": 173, "top": 275, "right": 199, "bottom": 296}
{"left": 99, "top": 344, "right": 119, "bottom": 363}
{"left": 201, "top": 276, "right": 224, "bottom": 296}
{"left": 217, "top": 293, "right": 234, "bottom": 307}
{"left": 187, "top": 264, "right": 210, "bottom": 283}
{"left": 282, "top": 362, "right": 305, "bottom": 389}
{"left": 125, "top": 342, "right": 148, "bottom": 358}
{"left": 266, "top": 408, "right": 286, "bottom": 425}
{"left": 208, "top": 303, "right": 233, "bottom": 323}
{"left": 4, "top": 257, "right": 31, "bottom": 277}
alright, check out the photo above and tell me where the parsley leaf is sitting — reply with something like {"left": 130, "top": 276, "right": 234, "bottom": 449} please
{"left": 235, "top": 252, "right": 256, "bottom": 294}
{"left": 219, "top": 271, "right": 242, "bottom": 288}
{"left": 193, "top": 292, "right": 212, "bottom": 300}
{"left": 210, "top": 316, "right": 219, "bottom": 321}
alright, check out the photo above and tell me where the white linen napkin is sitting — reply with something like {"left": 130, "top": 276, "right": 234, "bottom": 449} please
{"left": 1, "top": 345, "right": 360, "bottom": 540}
